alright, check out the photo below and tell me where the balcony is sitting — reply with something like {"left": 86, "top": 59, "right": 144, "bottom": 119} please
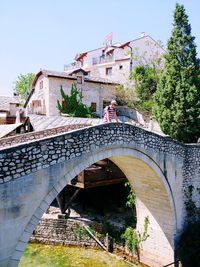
{"left": 92, "top": 56, "right": 114, "bottom": 66}
{"left": 64, "top": 62, "right": 77, "bottom": 72}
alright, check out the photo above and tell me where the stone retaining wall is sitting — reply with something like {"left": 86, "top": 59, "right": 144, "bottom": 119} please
{"left": 30, "top": 218, "right": 104, "bottom": 248}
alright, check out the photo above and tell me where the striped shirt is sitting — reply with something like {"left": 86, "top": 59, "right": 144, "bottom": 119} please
{"left": 104, "top": 105, "right": 117, "bottom": 122}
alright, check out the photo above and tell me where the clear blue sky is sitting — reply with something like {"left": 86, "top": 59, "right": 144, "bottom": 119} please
{"left": 0, "top": 0, "right": 199, "bottom": 96}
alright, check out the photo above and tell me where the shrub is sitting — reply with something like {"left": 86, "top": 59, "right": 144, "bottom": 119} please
{"left": 57, "top": 84, "right": 96, "bottom": 118}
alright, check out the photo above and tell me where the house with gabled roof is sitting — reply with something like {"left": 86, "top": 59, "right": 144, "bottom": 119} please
{"left": 0, "top": 95, "right": 19, "bottom": 118}
{"left": 24, "top": 69, "right": 119, "bottom": 117}
{"left": 25, "top": 33, "right": 164, "bottom": 119}
{"left": 64, "top": 34, "right": 165, "bottom": 84}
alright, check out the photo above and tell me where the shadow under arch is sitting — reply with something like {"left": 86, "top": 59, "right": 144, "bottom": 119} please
{"left": 13, "top": 147, "right": 177, "bottom": 267}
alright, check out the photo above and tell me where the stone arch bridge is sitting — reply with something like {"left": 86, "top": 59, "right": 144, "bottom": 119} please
{"left": 0, "top": 123, "right": 200, "bottom": 267}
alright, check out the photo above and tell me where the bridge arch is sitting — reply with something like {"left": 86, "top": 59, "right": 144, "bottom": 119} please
{"left": 11, "top": 147, "right": 177, "bottom": 267}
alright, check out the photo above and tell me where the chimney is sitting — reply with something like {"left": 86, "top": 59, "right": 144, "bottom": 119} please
{"left": 141, "top": 32, "right": 146, "bottom": 37}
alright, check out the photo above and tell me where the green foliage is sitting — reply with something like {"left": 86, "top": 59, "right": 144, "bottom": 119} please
{"left": 115, "top": 85, "right": 137, "bottom": 107}
{"left": 57, "top": 84, "right": 96, "bottom": 118}
{"left": 121, "top": 217, "right": 149, "bottom": 260}
{"left": 153, "top": 4, "right": 200, "bottom": 143}
{"left": 140, "top": 99, "right": 154, "bottom": 112}
{"left": 129, "top": 65, "right": 158, "bottom": 114}
{"left": 14, "top": 73, "right": 35, "bottom": 104}
{"left": 20, "top": 243, "right": 132, "bottom": 267}
{"left": 178, "top": 222, "right": 200, "bottom": 267}
{"left": 117, "top": 39, "right": 164, "bottom": 115}
{"left": 124, "top": 181, "right": 135, "bottom": 208}
{"left": 121, "top": 227, "right": 139, "bottom": 256}
{"left": 74, "top": 226, "right": 89, "bottom": 240}
{"left": 130, "top": 66, "right": 158, "bottom": 102}
{"left": 115, "top": 85, "right": 152, "bottom": 116}
{"left": 142, "top": 217, "right": 150, "bottom": 241}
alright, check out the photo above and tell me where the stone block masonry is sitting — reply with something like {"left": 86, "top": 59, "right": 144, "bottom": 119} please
{"left": 0, "top": 123, "right": 90, "bottom": 148}
{"left": 0, "top": 123, "right": 186, "bottom": 184}
{"left": 30, "top": 218, "right": 101, "bottom": 248}
{"left": 0, "top": 122, "right": 200, "bottom": 267}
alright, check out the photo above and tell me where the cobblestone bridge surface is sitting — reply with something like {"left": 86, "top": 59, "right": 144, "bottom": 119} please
{"left": 0, "top": 122, "right": 200, "bottom": 267}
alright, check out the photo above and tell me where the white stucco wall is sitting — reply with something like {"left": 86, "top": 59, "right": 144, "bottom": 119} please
{"left": 48, "top": 78, "right": 73, "bottom": 116}
{"left": 27, "top": 75, "right": 49, "bottom": 115}
{"left": 66, "top": 36, "right": 165, "bottom": 85}
{"left": 48, "top": 77, "right": 116, "bottom": 117}
{"left": 9, "top": 103, "right": 19, "bottom": 117}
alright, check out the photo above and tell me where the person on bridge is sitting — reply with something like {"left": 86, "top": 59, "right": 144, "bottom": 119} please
{"left": 103, "top": 100, "right": 119, "bottom": 123}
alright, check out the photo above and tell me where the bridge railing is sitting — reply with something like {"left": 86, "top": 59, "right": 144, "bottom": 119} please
{"left": 0, "top": 123, "right": 91, "bottom": 149}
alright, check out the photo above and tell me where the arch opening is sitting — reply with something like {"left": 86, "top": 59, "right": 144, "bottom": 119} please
{"left": 11, "top": 147, "right": 176, "bottom": 267}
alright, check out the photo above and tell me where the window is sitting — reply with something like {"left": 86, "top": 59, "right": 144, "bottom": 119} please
{"left": 106, "top": 54, "right": 114, "bottom": 62}
{"left": 106, "top": 67, "right": 112, "bottom": 76}
{"left": 92, "top": 57, "right": 100, "bottom": 65}
{"left": 119, "top": 65, "right": 123, "bottom": 70}
{"left": 77, "top": 76, "right": 83, "bottom": 84}
{"left": 91, "top": 102, "right": 97, "bottom": 112}
{"left": 80, "top": 60, "right": 84, "bottom": 67}
{"left": 39, "top": 80, "right": 43, "bottom": 89}
{"left": 32, "top": 100, "right": 41, "bottom": 107}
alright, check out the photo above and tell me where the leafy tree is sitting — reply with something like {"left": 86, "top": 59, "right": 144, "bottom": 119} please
{"left": 153, "top": 4, "right": 200, "bottom": 143}
{"left": 119, "top": 39, "right": 164, "bottom": 114}
{"left": 14, "top": 73, "right": 35, "bottom": 104}
{"left": 130, "top": 66, "right": 157, "bottom": 102}
{"left": 115, "top": 85, "right": 137, "bottom": 107}
{"left": 57, "top": 84, "right": 96, "bottom": 118}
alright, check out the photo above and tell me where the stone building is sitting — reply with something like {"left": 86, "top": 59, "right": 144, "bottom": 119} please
{"left": 0, "top": 95, "right": 19, "bottom": 119}
{"left": 25, "top": 69, "right": 119, "bottom": 117}
{"left": 64, "top": 34, "right": 165, "bottom": 84}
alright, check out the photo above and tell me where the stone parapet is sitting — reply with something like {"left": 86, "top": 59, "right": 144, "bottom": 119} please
{"left": 0, "top": 124, "right": 90, "bottom": 149}
{"left": 0, "top": 123, "right": 185, "bottom": 184}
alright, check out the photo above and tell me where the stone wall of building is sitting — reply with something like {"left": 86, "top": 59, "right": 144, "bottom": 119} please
{"left": 48, "top": 77, "right": 116, "bottom": 117}
{"left": 70, "top": 36, "right": 165, "bottom": 84}
{"left": 27, "top": 75, "right": 49, "bottom": 115}
{"left": 29, "top": 75, "right": 117, "bottom": 117}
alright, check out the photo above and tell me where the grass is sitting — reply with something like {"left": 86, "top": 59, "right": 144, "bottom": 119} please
{"left": 19, "top": 243, "right": 139, "bottom": 267}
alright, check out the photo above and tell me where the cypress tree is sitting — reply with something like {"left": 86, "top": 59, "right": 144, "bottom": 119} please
{"left": 153, "top": 4, "right": 200, "bottom": 143}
